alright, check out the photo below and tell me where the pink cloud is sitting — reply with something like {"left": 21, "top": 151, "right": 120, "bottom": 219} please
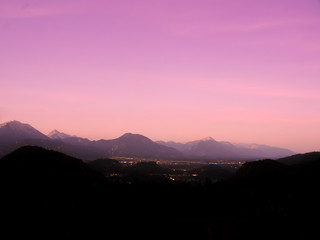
{"left": 0, "top": 2, "right": 63, "bottom": 19}
{"left": 167, "top": 15, "right": 320, "bottom": 38}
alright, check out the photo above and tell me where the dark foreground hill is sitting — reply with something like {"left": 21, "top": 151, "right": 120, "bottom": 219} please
{"left": 0, "top": 146, "right": 106, "bottom": 239}
{"left": 189, "top": 164, "right": 233, "bottom": 180}
{"left": 1, "top": 146, "right": 319, "bottom": 240}
{"left": 277, "top": 151, "right": 320, "bottom": 165}
{"left": 87, "top": 158, "right": 122, "bottom": 174}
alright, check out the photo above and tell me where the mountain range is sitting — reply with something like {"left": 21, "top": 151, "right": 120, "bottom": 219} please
{"left": 0, "top": 120, "right": 295, "bottom": 161}
{"left": 157, "top": 137, "right": 294, "bottom": 160}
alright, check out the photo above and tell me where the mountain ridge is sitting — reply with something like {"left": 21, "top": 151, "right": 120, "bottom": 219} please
{"left": 158, "top": 137, "right": 295, "bottom": 160}
{"left": 0, "top": 120, "right": 49, "bottom": 143}
{"left": 0, "top": 120, "right": 295, "bottom": 161}
{"left": 48, "top": 129, "right": 74, "bottom": 139}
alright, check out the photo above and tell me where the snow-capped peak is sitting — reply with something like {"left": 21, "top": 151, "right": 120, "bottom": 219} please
{"left": 202, "top": 136, "right": 214, "bottom": 141}
{"left": 48, "top": 129, "right": 73, "bottom": 139}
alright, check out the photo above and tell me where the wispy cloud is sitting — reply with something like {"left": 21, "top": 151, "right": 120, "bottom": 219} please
{"left": 222, "top": 81, "right": 320, "bottom": 102}
{"left": 193, "top": 77, "right": 320, "bottom": 102}
{"left": 221, "top": 17, "right": 320, "bottom": 32}
{"left": 0, "top": 1, "right": 71, "bottom": 19}
{"left": 168, "top": 16, "right": 320, "bottom": 37}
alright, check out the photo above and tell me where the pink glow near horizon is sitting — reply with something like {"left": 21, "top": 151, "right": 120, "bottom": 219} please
{"left": 1, "top": 0, "right": 320, "bottom": 153}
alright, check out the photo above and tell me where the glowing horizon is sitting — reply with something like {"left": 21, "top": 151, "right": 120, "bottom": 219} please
{"left": 1, "top": 0, "right": 320, "bottom": 153}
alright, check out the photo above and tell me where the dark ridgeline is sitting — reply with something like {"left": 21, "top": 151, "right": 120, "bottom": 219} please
{"left": 1, "top": 146, "right": 320, "bottom": 240}
{"left": 87, "top": 158, "right": 122, "bottom": 174}
{"left": 0, "top": 146, "right": 104, "bottom": 239}
{"left": 277, "top": 151, "right": 320, "bottom": 165}
{"left": 188, "top": 164, "right": 233, "bottom": 180}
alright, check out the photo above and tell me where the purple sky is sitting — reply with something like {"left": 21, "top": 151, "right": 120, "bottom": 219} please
{"left": 1, "top": 0, "right": 320, "bottom": 152}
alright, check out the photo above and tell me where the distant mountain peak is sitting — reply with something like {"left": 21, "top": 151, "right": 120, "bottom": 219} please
{"left": 201, "top": 136, "right": 215, "bottom": 141}
{"left": 48, "top": 129, "right": 73, "bottom": 139}
{"left": 0, "top": 120, "right": 48, "bottom": 142}
{"left": 0, "top": 120, "right": 35, "bottom": 132}
{"left": 120, "top": 132, "right": 135, "bottom": 137}
{"left": 191, "top": 136, "right": 216, "bottom": 143}
{"left": 0, "top": 120, "right": 30, "bottom": 129}
{"left": 119, "top": 132, "right": 151, "bottom": 140}
{"left": 110, "top": 133, "right": 183, "bottom": 159}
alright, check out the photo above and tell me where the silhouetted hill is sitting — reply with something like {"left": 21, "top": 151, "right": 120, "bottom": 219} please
{"left": 190, "top": 164, "right": 233, "bottom": 180}
{"left": 0, "top": 146, "right": 105, "bottom": 239}
{"left": 129, "top": 161, "right": 167, "bottom": 174}
{"left": 232, "top": 152, "right": 320, "bottom": 186}
{"left": 232, "top": 159, "right": 290, "bottom": 183}
{"left": 277, "top": 151, "right": 320, "bottom": 165}
{"left": 1, "top": 146, "right": 320, "bottom": 240}
{"left": 123, "top": 161, "right": 170, "bottom": 184}
{"left": 0, "top": 146, "right": 99, "bottom": 187}
{"left": 88, "top": 158, "right": 122, "bottom": 174}
{"left": 224, "top": 156, "right": 320, "bottom": 240}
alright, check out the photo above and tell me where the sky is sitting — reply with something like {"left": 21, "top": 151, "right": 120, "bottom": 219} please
{"left": 1, "top": 0, "right": 320, "bottom": 153}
